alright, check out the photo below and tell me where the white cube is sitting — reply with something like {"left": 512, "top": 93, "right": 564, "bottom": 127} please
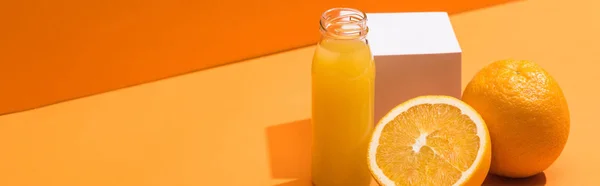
{"left": 366, "top": 12, "right": 462, "bottom": 123}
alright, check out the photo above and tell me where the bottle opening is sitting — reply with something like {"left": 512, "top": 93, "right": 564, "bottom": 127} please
{"left": 320, "top": 8, "right": 368, "bottom": 39}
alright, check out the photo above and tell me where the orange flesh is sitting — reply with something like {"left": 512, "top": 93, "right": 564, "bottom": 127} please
{"left": 376, "top": 103, "right": 481, "bottom": 185}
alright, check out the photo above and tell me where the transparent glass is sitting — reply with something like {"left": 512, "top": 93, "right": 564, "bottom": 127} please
{"left": 311, "top": 7, "right": 375, "bottom": 186}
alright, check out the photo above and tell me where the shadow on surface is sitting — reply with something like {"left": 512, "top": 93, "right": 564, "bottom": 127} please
{"left": 266, "top": 119, "right": 380, "bottom": 186}
{"left": 0, "top": 0, "right": 524, "bottom": 116}
{"left": 483, "top": 172, "right": 547, "bottom": 186}
{"left": 274, "top": 179, "right": 313, "bottom": 186}
{"left": 274, "top": 178, "right": 379, "bottom": 186}
{"left": 266, "top": 119, "right": 547, "bottom": 186}
{"left": 266, "top": 119, "right": 312, "bottom": 182}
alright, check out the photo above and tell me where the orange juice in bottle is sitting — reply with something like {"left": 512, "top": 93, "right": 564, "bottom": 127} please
{"left": 311, "top": 8, "right": 375, "bottom": 186}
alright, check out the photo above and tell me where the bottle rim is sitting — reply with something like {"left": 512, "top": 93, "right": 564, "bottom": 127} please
{"left": 319, "top": 8, "right": 368, "bottom": 39}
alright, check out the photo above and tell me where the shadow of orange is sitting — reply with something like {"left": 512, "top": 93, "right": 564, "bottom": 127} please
{"left": 265, "top": 119, "right": 312, "bottom": 180}
{"left": 483, "top": 172, "right": 547, "bottom": 186}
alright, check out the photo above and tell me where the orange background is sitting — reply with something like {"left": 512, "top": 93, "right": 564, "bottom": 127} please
{"left": 0, "top": 0, "right": 513, "bottom": 115}
{"left": 1, "top": 0, "right": 600, "bottom": 185}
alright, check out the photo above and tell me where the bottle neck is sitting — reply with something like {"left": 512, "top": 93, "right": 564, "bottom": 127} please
{"left": 319, "top": 8, "right": 369, "bottom": 41}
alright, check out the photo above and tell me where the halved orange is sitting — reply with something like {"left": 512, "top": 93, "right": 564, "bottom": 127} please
{"left": 367, "top": 96, "right": 491, "bottom": 186}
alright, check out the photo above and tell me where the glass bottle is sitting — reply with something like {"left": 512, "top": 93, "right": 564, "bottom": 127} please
{"left": 311, "top": 7, "right": 375, "bottom": 186}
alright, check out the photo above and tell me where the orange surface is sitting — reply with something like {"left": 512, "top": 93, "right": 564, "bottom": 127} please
{"left": 1, "top": 0, "right": 599, "bottom": 185}
{"left": 0, "top": 0, "right": 515, "bottom": 115}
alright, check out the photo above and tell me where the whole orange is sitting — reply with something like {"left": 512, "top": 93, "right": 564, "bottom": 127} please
{"left": 462, "top": 59, "right": 570, "bottom": 178}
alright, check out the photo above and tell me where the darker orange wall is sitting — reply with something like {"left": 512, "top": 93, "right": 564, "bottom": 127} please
{"left": 0, "top": 0, "right": 515, "bottom": 115}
